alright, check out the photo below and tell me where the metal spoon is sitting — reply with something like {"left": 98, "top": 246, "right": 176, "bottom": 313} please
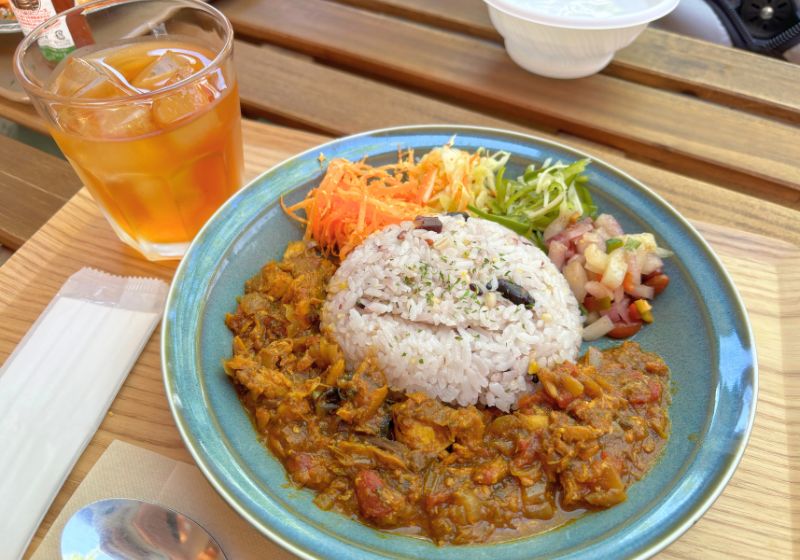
{"left": 61, "top": 498, "right": 227, "bottom": 560}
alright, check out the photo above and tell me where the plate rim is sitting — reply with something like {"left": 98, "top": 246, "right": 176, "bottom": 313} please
{"left": 162, "top": 124, "right": 758, "bottom": 560}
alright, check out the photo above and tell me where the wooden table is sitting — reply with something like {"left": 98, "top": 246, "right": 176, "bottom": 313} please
{"left": 0, "top": 2, "right": 798, "bottom": 558}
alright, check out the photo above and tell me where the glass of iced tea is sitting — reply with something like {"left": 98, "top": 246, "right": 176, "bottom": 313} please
{"left": 14, "top": 0, "right": 243, "bottom": 260}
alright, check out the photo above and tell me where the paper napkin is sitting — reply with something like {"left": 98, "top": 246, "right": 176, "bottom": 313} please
{"left": 0, "top": 268, "right": 168, "bottom": 560}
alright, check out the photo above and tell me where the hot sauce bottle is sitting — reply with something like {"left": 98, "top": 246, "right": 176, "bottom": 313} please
{"left": 11, "top": 0, "right": 93, "bottom": 62}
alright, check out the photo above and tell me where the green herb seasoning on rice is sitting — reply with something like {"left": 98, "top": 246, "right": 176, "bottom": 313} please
{"left": 323, "top": 215, "right": 582, "bottom": 411}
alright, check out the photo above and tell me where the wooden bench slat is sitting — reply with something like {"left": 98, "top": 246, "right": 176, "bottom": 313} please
{"left": 234, "top": 41, "right": 543, "bottom": 135}
{"left": 330, "top": 0, "right": 800, "bottom": 125}
{"left": 233, "top": 42, "right": 800, "bottom": 238}
{"left": 331, "top": 0, "right": 498, "bottom": 40}
{"left": 0, "top": 96, "right": 49, "bottom": 136}
{"left": 610, "top": 30, "right": 800, "bottom": 125}
{"left": 0, "top": 134, "right": 81, "bottom": 249}
{"left": 218, "top": 0, "right": 800, "bottom": 200}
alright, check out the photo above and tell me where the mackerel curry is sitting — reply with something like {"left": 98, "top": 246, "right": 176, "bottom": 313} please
{"left": 224, "top": 242, "right": 671, "bottom": 544}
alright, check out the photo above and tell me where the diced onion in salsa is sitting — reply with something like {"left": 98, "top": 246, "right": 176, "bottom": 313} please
{"left": 545, "top": 215, "right": 671, "bottom": 340}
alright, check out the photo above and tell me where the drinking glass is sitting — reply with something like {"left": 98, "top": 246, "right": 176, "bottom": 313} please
{"left": 15, "top": 0, "right": 244, "bottom": 260}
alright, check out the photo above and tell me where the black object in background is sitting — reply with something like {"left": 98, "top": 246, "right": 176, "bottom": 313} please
{"left": 656, "top": 0, "right": 800, "bottom": 62}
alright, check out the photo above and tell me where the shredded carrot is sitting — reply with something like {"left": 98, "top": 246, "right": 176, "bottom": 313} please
{"left": 281, "top": 145, "right": 498, "bottom": 257}
{"left": 282, "top": 158, "right": 430, "bottom": 258}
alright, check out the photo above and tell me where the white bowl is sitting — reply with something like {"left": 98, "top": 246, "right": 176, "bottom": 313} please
{"left": 484, "top": 0, "right": 679, "bottom": 79}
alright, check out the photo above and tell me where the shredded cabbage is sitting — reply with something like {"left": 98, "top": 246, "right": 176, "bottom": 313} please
{"left": 467, "top": 158, "right": 596, "bottom": 246}
{"left": 415, "top": 144, "right": 509, "bottom": 213}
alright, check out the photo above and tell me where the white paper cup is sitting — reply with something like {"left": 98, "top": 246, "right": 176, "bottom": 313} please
{"left": 484, "top": 0, "right": 680, "bottom": 79}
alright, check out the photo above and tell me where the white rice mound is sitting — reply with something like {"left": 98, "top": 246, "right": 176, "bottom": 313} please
{"left": 322, "top": 216, "right": 582, "bottom": 411}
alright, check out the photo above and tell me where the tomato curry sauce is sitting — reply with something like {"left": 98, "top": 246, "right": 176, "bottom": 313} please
{"left": 224, "top": 243, "right": 670, "bottom": 544}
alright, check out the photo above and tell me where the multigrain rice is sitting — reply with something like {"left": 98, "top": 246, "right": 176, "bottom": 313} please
{"left": 322, "top": 216, "right": 581, "bottom": 411}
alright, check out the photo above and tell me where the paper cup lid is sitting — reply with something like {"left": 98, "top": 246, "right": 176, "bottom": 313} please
{"left": 483, "top": 0, "right": 680, "bottom": 29}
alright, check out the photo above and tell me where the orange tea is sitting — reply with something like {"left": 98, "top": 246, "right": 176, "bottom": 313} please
{"left": 44, "top": 37, "right": 243, "bottom": 259}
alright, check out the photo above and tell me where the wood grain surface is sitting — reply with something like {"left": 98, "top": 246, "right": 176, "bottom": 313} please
{"left": 331, "top": 0, "right": 500, "bottom": 40}
{"left": 233, "top": 41, "right": 550, "bottom": 136}
{"left": 0, "top": 96, "right": 44, "bottom": 134}
{"left": 232, "top": 42, "right": 800, "bottom": 241}
{"left": 218, "top": 0, "right": 800, "bottom": 199}
{"left": 332, "top": 0, "right": 800, "bottom": 124}
{"left": 0, "top": 133, "right": 82, "bottom": 249}
{"left": 1, "top": 121, "right": 797, "bottom": 559}
{"left": 609, "top": 30, "right": 800, "bottom": 126}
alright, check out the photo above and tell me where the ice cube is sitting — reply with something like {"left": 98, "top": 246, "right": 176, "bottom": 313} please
{"left": 166, "top": 95, "right": 222, "bottom": 151}
{"left": 58, "top": 103, "right": 155, "bottom": 139}
{"left": 152, "top": 80, "right": 215, "bottom": 126}
{"left": 131, "top": 51, "right": 198, "bottom": 91}
{"left": 97, "top": 104, "right": 156, "bottom": 138}
{"left": 50, "top": 57, "right": 138, "bottom": 99}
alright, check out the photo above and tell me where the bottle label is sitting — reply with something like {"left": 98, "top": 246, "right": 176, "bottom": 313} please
{"left": 11, "top": 0, "right": 75, "bottom": 62}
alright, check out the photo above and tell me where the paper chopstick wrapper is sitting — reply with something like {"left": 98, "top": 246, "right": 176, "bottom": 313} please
{"left": 0, "top": 268, "right": 168, "bottom": 560}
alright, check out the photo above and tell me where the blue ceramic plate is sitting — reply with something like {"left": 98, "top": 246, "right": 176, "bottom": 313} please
{"left": 162, "top": 126, "right": 756, "bottom": 560}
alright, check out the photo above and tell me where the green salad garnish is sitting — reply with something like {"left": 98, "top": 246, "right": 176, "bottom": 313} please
{"left": 468, "top": 158, "right": 596, "bottom": 247}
